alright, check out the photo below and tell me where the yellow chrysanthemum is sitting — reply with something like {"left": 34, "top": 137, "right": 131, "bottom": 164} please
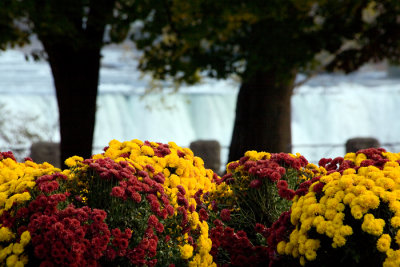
{"left": 6, "top": 254, "right": 18, "bottom": 266}
{"left": 362, "top": 214, "right": 385, "bottom": 236}
{"left": 279, "top": 149, "right": 400, "bottom": 266}
{"left": 64, "top": 156, "right": 84, "bottom": 167}
{"left": 377, "top": 234, "right": 392, "bottom": 252}
{"left": 180, "top": 244, "right": 194, "bottom": 259}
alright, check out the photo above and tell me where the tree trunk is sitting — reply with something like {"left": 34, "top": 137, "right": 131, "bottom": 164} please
{"left": 32, "top": 1, "right": 116, "bottom": 168}
{"left": 228, "top": 70, "right": 296, "bottom": 163}
{"left": 43, "top": 43, "right": 101, "bottom": 168}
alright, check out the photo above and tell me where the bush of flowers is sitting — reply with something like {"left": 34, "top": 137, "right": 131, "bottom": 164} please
{"left": 0, "top": 140, "right": 221, "bottom": 266}
{"left": 274, "top": 148, "right": 400, "bottom": 267}
{"left": 0, "top": 152, "right": 61, "bottom": 266}
{"left": 203, "top": 150, "right": 325, "bottom": 266}
{"left": 4, "top": 139, "right": 400, "bottom": 267}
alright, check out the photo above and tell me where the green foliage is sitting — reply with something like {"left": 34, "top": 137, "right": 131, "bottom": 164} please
{"left": 130, "top": 0, "right": 400, "bottom": 83}
{"left": 0, "top": 0, "right": 31, "bottom": 50}
{"left": 207, "top": 151, "right": 317, "bottom": 242}
{"left": 0, "top": 0, "right": 144, "bottom": 53}
{"left": 226, "top": 169, "right": 294, "bottom": 229}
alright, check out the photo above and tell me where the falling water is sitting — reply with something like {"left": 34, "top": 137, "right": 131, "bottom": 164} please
{"left": 1, "top": 46, "right": 400, "bottom": 166}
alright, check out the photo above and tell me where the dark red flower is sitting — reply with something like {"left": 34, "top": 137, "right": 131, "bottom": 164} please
{"left": 277, "top": 180, "right": 288, "bottom": 190}
{"left": 220, "top": 209, "right": 231, "bottom": 222}
{"left": 299, "top": 180, "right": 312, "bottom": 189}
{"left": 223, "top": 227, "right": 234, "bottom": 237}
{"left": 177, "top": 185, "right": 186, "bottom": 195}
{"left": 149, "top": 199, "right": 160, "bottom": 212}
{"left": 249, "top": 179, "right": 262, "bottom": 189}
{"left": 17, "top": 226, "right": 28, "bottom": 236}
{"left": 239, "top": 156, "right": 250, "bottom": 165}
{"left": 222, "top": 173, "right": 233, "bottom": 182}
{"left": 312, "top": 182, "right": 325, "bottom": 194}
{"left": 52, "top": 222, "right": 64, "bottom": 232}
{"left": 148, "top": 238, "right": 158, "bottom": 252}
{"left": 295, "top": 187, "right": 310, "bottom": 197}
{"left": 228, "top": 162, "right": 240, "bottom": 170}
{"left": 319, "top": 158, "right": 332, "bottom": 167}
{"left": 155, "top": 222, "right": 164, "bottom": 233}
{"left": 35, "top": 244, "right": 48, "bottom": 259}
{"left": 269, "top": 172, "right": 281, "bottom": 182}
{"left": 117, "top": 238, "right": 129, "bottom": 250}
{"left": 178, "top": 207, "right": 188, "bottom": 226}
{"left": 130, "top": 191, "right": 142, "bottom": 203}
{"left": 153, "top": 173, "right": 165, "bottom": 184}
{"left": 188, "top": 204, "right": 195, "bottom": 213}
{"left": 39, "top": 261, "right": 55, "bottom": 267}
{"left": 145, "top": 164, "right": 155, "bottom": 173}
{"left": 255, "top": 223, "right": 266, "bottom": 233}
{"left": 143, "top": 177, "right": 155, "bottom": 187}
{"left": 147, "top": 259, "right": 157, "bottom": 267}
{"left": 123, "top": 228, "right": 132, "bottom": 239}
{"left": 159, "top": 209, "right": 168, "bottom": 220}
{"left": 194, "top": 189, "right": 203, "bottom": 205}
{"left": 15, "top": 207, "right": 29, "bottom": 219}
{"left": 166, "top": 205, "right": 174, "bottom": 216}
{"left": 244, "top": 160, "right": 257, "bottom": 171}
{"left": 232, "top": 254, "right": 250, "bottom": 266}
{"left": 213, "top": 219, "right": 223, "bottom": 227}
{"left": 105, "top": 248, "right": 117, "bottom": 261}
{"left": 148, "top": 215, "right": 159, "bottom": 227}
{"left": 278, "top": 188, "right": 295, "bottom": 200}
{"left": 137, "top": 170, "right": 149, "bottom": 178}
{"left": 199, "top": 208, "right": 209, "bottom": 222}
{"left": 211, "top": 200, "right": 218, "bottom": 211}
{"left": 0, "top": 151, "right": 16, "bottom": 161}
{"left": 177, "top": 150, "right": 185, "bottom": 157}
{"left": 177, "top": 195, "right": 189, "bottom": 208}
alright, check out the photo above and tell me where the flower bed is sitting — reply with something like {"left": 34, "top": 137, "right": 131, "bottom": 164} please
{"left": 1, "top": 141, "right": 400, "bottom": 266}
{"left": 274, "top": 148, "right": 400, "bottom": 267}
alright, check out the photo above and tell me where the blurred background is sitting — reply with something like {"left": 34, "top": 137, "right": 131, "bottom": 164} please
{"left": 2, "top": 1, "right": 400, "bottom": 173}
{"left": 2, "top": 39, "right": 400, "bottom": 169}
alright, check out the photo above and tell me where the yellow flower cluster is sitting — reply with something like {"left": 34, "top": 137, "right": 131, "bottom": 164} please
{"left": 93, "top": 140, "right": 217, "bottom": 207}
{"left": 189, "top": 221, "right": 214, "bottom": 267}
{"left": 278, "top": 151, "right": 400, "bottom": 266}
{"left": 64, "top": 155, "right": 85, "bottom": 168}
{"left": 89, "top": 139, "right": 218, "bottom": 266}
{"left": 0, "top": 231, "right": 31, "bottom": 266}
{"left": 302, "top": 162, "right": 327, "bottom": 181}
{"left": 244, "top": 150, "right": 271, "bottom": 161}
{"left": 0, "top": 156, "right": 59, "bottom": 267}
{"left": 180, "top": 244, "right": 194, "bottom": 259}
{"left": 0, "top": 158, "right": 56, "bottom": 213}
{"left": 0, "top": 157, "right": 60, "bottom": 214}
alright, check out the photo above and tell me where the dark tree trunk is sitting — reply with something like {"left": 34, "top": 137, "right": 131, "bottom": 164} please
{"left": 228, "top": 70, "right": 296, "bottom": 163}
{"left": 31, "top": 0, "right": 116, "bottom": 168}
{"left": 43, "top": 43, "right": 101, "bottom": 167}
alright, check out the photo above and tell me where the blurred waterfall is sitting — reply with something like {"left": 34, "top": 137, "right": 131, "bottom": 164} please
{"left": 1, "top": 47, "right": 400, "bottom": 165}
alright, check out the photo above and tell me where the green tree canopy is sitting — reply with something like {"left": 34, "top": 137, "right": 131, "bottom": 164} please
{"left": 0, "top": 0, "right": 141, "bottom": 166}
{"left": 130, "top": 0, "right": 400, "bottom": 162}
{"left": 1, "top": 0, "right": 400, "bottom": 167}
